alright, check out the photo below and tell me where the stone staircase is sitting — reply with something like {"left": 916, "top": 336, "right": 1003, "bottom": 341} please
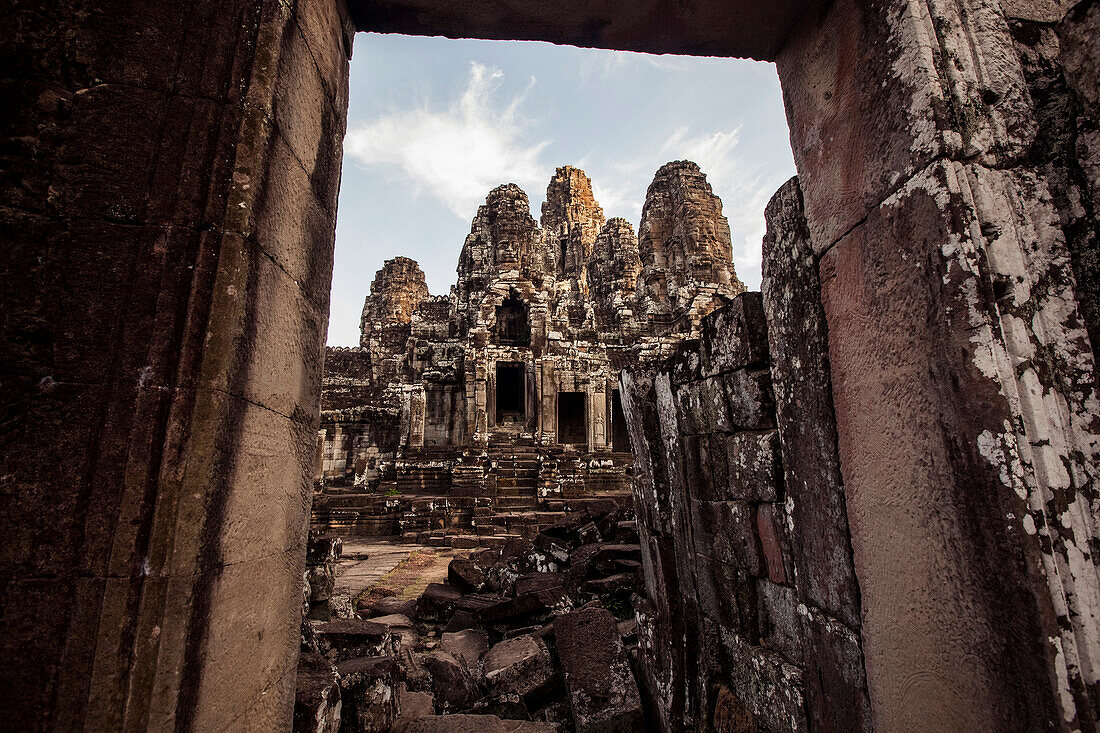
{"left": 489, "top": 436, "right": 540, "bottom": 511}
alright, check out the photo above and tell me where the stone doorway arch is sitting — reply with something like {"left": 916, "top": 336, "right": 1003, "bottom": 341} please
{"left": 1, "top": 0, "right": 1097, "bottom": 730}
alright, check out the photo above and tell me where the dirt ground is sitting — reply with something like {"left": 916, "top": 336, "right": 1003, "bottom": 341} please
{"left": 334, "top": 539, "right": 468, "bottom": 609}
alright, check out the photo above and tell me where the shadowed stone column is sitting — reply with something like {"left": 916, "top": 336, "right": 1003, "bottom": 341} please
{"left": 777, "top": 0, "right": 1100, "bottom": 729}
{"left": 0, "top": 0, "right": 351, "bottom": 729}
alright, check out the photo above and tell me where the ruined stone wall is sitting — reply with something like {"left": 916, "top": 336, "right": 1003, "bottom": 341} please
{"left": 622, "top": 273, "right": 871, "bottom": 730}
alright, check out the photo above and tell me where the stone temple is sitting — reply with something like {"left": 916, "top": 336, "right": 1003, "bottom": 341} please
{"left": 314, "top": 162, "right": 744, "bottom": 539}
{"left": 5, "top": 1, "right": 1100, "bottom": 730}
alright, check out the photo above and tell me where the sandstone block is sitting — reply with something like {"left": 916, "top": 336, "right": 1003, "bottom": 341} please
{"left": 554, "top": 607, "right": 643, "bottom": 733}
{"left": 690, "top": 500, "right": 763, "bottom": 575}
{"left": 293, "top": 652, "right": 341, "bottom": 733}
{"left": 482, "top": 634, "right": 555, "bottom": 702}
{"left": 448, "top": 557, "right": 488, "bottom": 593}
{"left": 419, "top": 650, "right": 481, "bottom": 713}
{"left": 416, "top": 583, "right": 462, "bottom": 622}
{"left": 440, "top": 629, "right": 489, "bottom": 671}
{"left": 315, "top": 619, "right": 392, "bottom": 662}
{"left": 721, "top": 369, "right": 775, "bottom": 431}
{"left": 756, "top": 579, "right": 802, "bottom": 662}
{"left": 335, "top": 656, "right": 398, "bottom": 733}
{"left": 701, "top": 292, "right": 769, "bottom": 376}
{"left": 396, "top": 683, "right": 435, "bottom": 720}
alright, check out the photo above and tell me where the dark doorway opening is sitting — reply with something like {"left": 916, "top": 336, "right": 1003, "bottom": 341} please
{"left": 611, "top": 389, "right": 630, "bottom": 452}
{"left": 496, "top": 362, "right": 525, "bottom": 424}
{"left": 558, "top": 391, "right": 587, "bottom": 445}
{"left": 496, "top": 292, "right": 530, "bottom": 346}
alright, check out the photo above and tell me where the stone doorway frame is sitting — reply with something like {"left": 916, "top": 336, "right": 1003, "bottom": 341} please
{"left": 2, "top": 0, "right": 1097, "bottom": 730}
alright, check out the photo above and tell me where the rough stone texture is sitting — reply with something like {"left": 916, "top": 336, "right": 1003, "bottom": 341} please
{"left": 439, "top": 629, "right": 489, "bottom": 671}
{"left": 554, "top": 607, "right": 643, "bottom": 733}
{"left": 390, "top": 713, "right": 555, "bottom": 733}
{"left": 775, "top": 1, "right": 1100, "bottom": 729}
{"left": 0, "top": 0, "right": 351, "bottom": 729}
{"left": 419, "top": 650, "right": 481, "bottom": 712}
{"left": 621, "top": 288, "right": 869, "bottom": 732}
{"left": 482, "top": 634, "right": 555, "bottom": 702}
{"left": 1007, "top": 2, "right": 1100, "bottom": 369}
{"left": 315, "top": 619, "right": 392, "bottom": 662}
{"left": 760, "top": 176, "right": 871, "bottom": 730}
{"left": 637, "top": 161, "right": 746, "bottom": 335}
{"left": 293, "top": 652, "right": 342, "bottom": 733}
{"left": 335, "top": 655, "right": 398, "bottom": 732}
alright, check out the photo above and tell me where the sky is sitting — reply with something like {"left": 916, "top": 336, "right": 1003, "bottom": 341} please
{"left": 329, "top": 33, "right": 795, "bottom": 346}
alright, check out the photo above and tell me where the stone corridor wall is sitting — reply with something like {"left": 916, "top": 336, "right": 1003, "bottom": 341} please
{"left": 621, "top": 182, "right": 871, "bottom": 732}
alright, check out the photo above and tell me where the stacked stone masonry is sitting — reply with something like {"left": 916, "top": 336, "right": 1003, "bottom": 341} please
{"left": 313, "top": 162, "right": 745, "bottom": 543}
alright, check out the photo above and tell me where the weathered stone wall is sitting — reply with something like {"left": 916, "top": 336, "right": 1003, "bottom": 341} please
{"left": 622, "top": 276, "right": 871, "bottom": 731}
{"left": 0, "top": 0, "right": 352, "bottom": 728}
{"left": 776, "top": 1, "right": 1100, "bottom": 729}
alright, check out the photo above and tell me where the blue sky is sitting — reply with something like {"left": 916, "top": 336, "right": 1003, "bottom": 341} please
{"left": 329, "top": 33, "right": 795, "bottom": 346}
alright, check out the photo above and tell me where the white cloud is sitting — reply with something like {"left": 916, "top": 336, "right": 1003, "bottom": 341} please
{"left": 345, "top": 62, "right": 550, "bottom": 221}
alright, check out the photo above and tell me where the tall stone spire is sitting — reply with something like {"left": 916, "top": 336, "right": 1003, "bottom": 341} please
{"left": 637, "top": 160, "right": 745, "bottom": 330}
{"left": 541, "top": 165, "right": 606, "bottom": 280}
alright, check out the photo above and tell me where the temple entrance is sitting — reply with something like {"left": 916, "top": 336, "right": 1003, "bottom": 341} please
{"left": 558, "top": 391, "right": 587, "bottom": 445}
{"left": 495, "top": 362, "right": 525, "bottom": 425}
{"left": 610, "top": 389, "right": 630, "bottom": 452}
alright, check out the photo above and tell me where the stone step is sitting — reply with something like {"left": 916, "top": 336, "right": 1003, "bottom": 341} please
{"left": 495, "top": 497, "right": 538, "bottom": 510}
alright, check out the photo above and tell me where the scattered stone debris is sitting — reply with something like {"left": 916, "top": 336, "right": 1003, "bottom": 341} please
{"left": 295, "top": 500, "right": 646, "bottom": 731}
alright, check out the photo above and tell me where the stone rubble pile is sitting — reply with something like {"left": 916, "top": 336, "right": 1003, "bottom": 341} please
{"left": 294, "top": 500, "right": 650, "bottom": 732}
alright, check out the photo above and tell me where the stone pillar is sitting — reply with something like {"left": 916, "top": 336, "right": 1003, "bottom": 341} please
{"left": 777, "top": 0, "right": 1100, "bottom": 729}
{"left": 0, "top": 0, "right": 352, "bottom": 729}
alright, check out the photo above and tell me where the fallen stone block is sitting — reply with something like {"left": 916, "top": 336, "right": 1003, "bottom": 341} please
{"left": 449, "top": 557, "right": 488, "bottom": 592}
{"left": 444, "top": 609, "right": 481, "bottom": 633}
{"left": 315, "top": 619, "right": 392, "bottom": 662}
{"left": 554, "top": 607, "right": 643, "bottom": 733}
{"left": 417, "top": 583, "right": 462, "bottom": 622}
{"left": 396, "top": 682, "right": 434, "bottom": 720}
{"left": 482, "top": 634, "right": 556, "bottom": 703}
{"left": 358, "top": 595, "right": 417, "bottom": 618}
{"left": 365, "top": 613, "right": 417, "bottom": 650}
{"left": 583, "top": 571, "right": 640, "bottom": 596}
{"left": 293, "top": 652, "right": 341, "bottom": 733}
{"left": 478, "top": 588, "right": 567, "bottom": 626}
{"left": 419, "top": 650, "right": 482, "bottom": 712}
{"left": 513, "top": 572, "right": 564, "bottom": 597}
{"left": 440, "top": 629, "right": 489, "bottom": 671}
{"left": 336, "top": 656, "right": 397, "bottom": 733}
